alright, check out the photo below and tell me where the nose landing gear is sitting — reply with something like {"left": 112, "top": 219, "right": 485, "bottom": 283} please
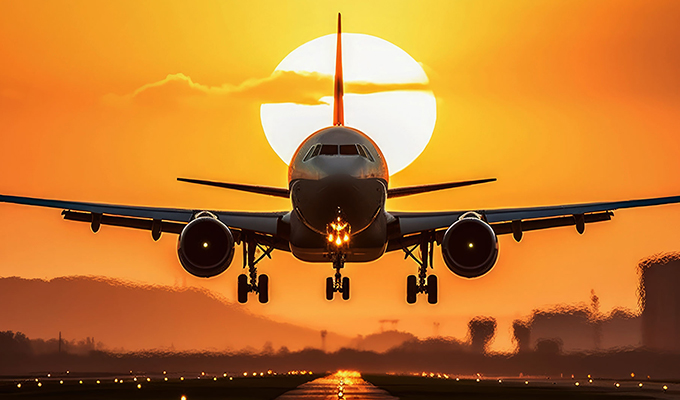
{"left": 325, "top": 210, "right": 351, "bottom": 301}
{"left": 326, "top": 254, "right": 350, "bottom": 301}
{"left": 404, "top": 231, "right": 438, "bottom": 304}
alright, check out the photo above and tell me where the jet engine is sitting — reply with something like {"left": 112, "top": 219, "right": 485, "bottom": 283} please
{"left": 177, "top": 212, "right": 235, "bottom": 278}
{"left": 441, "top": 212, "right": 498, "bottom": 278}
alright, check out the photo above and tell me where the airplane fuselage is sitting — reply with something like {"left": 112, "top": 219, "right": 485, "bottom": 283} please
{"left": 287, "top": 126, "right": 390, "bottom": 262}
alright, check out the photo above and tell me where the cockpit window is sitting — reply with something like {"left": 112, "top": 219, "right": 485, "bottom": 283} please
{"left": 356, "top": 144, "right": 367, "bottom": 158}
{"left": 320, "top": 144, "right": 339, "bottom": 155}
{"left": 302, "top": 143, "right": 375, "bottom": 162}
{"left": 302, "top": 145, "right": 317, "bottom": 162}
{"left": 360, "top": 144, "right": 375, "bottom": 162}
{"left": 339, "top": 144, "right": 359, "bottom": 155}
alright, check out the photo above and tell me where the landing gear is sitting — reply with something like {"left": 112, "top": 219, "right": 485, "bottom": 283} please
{"left": 403, "top": 231, "right": 438, "bottom": 304}
{"left": 237, "top": 232, "right": 273, "bottom": 304}
{"left": 326, "top": 254, "right": 350, "bottom": 301}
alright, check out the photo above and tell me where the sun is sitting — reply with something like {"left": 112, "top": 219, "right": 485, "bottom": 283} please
{"left": 260, "top": 33, "right": 436, "bottom": 175}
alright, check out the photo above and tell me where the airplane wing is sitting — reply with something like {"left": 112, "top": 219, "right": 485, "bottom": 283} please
{"left": 390, "top": 194, "right": 680, "bottom": 238}
{"left": 0, "top": 194, "right": 288, "bottom": 237}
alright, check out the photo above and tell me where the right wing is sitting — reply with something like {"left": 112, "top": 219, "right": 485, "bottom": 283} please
{"left": 0, "top": 194, "right": 288, "bottom": 237}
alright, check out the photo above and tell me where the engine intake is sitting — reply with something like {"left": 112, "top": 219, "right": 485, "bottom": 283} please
{"left": 177, "top": 213, "right": 235, "bottom": 278}
{"left": 442, "top": 213, "right": 498, "bottom": 278}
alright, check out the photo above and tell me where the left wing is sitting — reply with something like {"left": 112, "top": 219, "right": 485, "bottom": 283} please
{"left": 390, "top": 194, "right": 680, "bottom": 238}
{"left": 0, "top": 194, "right": 288, "bottom": 236}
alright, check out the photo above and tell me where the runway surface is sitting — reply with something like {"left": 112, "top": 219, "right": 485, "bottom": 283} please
{"left": 276, "top": 371, "right": 398, "bottom": 400}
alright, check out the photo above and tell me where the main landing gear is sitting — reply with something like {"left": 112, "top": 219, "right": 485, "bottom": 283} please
{"left": 403, "top": 231, "right": 438, "bottom": 304}
{"left": 237, "top": 233, "right": 273, "bottom": 304}
{"left": 326, "top": 253, "right": 350, "bottom": 301}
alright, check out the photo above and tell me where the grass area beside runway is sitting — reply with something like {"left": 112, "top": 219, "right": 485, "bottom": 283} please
{"left": 363, "top": 374, "right": 663, "bottom": 400}
{"left": 0, "top": 374, "right": 321, "bottom": 400}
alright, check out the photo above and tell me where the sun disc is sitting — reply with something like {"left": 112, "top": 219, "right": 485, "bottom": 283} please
{"left": 260, "top": 33, "right": 436, "bottom": 175}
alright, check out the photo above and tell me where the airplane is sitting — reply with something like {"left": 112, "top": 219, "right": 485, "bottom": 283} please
{"left": 2, "top": 14, "right": 680, "bottom": 305}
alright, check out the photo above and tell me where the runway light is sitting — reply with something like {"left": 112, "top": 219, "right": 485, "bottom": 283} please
{"left": 456, "top": 378, "right": 460, "bottom": 381}
{"left": 35, "top": 378, "right": 39, "bottom": 382}
{"left": 589, "top": 379, "right": 593, "bottom": 383}
{"left": 615, "top": 383, "right": 620, "bottom": 388}
{"left": 631, "top": 372, "right": 635, "bottom": 378}
{"left": 79, "top": 380, "right": 83, "bottom": 385}
{"left": 38, "top": 382, "right": 42, "bottom": 387}
{"left": 163, "top": 371, "right": 167, "bottom": 375}
{"left": 60, "top": 380, "right": 63, "bottom": 384}
{"left": 47, "top": 374, "right": 51, "bottom": 377}
{"left": 498, "top": 379, "right": 502, "bottom": 383}
{"left": 525, "top": 381, "right": 529, "bottom": 385}
{"left": 137, "top": 383, "right": 142, "bottom": 389}
{"left": 147, "top": 378, "right": 151, "bottom": 382}
{"left": 134, "top": 378, "right": 138, "bottom": 382}
{"left": 663, "top": 385, "right": 668, "bottom": 391}
{"left": 66, "top": 371, "right": 70, "bottom": 374}
{"left": 180, "top": 377, "right": 184, "bottom": 381}
{"left": 229, "top": 377, "right": 233, "bottom": 380}
{"left": 575, "top": 382, "right": 580, "bottom": 386}
{"left": 244, "top": 372, "right": 248, "bottom": 376}
{"left": 181, "top": 396, "right": 187, "bottom": 400}
{"left": 639, "top": 383, "right": 643, "bottom": 387}
{"left": 224, "top": 373, "right": 228, "bottom": 377}
{"left": 476, "top": 378, "right": 480, "bottom": 382}
{"left": 120, "top": 380, "right": 124, "bottom": 384}
{"left": 97, "top": 380, "right": 100, "bottom": 384}
{"left": 17, "top": 383, "right": 21, "bottom": 388}
{"left": 165, "top": 377, "right": 168, "bottom": 381}
{"left": 213, "top": 377, "right": 217, "bottom": 381}
{"left": 114, "top": 378, "right": 118, "bottom": 383}
{"left": 587, "top": 374, "right": 591, "bottom": 378}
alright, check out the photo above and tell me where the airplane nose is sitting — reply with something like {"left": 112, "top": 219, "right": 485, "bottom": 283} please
{"left": 292, "top": 176, "right": 385, "bottom": 235}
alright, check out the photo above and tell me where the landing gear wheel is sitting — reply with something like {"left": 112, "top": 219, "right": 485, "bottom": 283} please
{"left": 237, "top": 274, "right": 249, "bottom": 304}
{"left": 407, "top": 275, "right": 417, "bottom": 304}
{"left": 326, "top": 277, "right": 334, "bottom": 300}
{"left": 342, "top": 277, "right": 350, "bottom": 300}
{"left": 427, "top": 275, "right": 438, "bottom": 304}
{"left": 258, "top": 274, "right": 269, "bottom": 304}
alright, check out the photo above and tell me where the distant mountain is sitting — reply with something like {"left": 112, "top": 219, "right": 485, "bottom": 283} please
{"left": 0, "top": 276, "right": 347, "bottom": 352}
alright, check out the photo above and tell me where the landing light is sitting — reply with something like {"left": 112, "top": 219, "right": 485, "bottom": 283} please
{"left": 203, "top": 242, "right": 209, "bottom": 248}
{"left": 468, "top": 243, "right": 474, "bottom": 248}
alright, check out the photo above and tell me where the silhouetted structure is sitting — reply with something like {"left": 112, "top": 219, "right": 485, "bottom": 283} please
{"left": 512, "top": 320, "right": 531, "bottom": 353}
{"left": 639, "top": 252, "right": 680, "bottom": 352}
{"left": 468, "top": 317, "right": 496, "bottom": 353}
{"left": 529, "top": 306, "right": 594, "bottom": 352}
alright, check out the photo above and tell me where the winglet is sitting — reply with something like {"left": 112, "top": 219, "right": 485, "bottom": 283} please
{"left": 333, "top": 13, "right": 344, "bottom": 126}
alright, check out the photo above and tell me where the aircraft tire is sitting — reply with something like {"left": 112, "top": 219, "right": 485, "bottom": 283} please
{"left": 407, "top": 275, "right": 417, "bottom": 304}
{"left": 258, "top": 274, "right": 269, "bottom": 304}
{"left": 342, "top": 277, "right": 350, "bottom": 300}
{"left": 326, "top": 277, "right": 334, "bottom": 300}
{"left": 427, "top": 275, "right": 438, "bottom": 304}
{"left": 238, "top": 274, "right": 249, "bottom": 304}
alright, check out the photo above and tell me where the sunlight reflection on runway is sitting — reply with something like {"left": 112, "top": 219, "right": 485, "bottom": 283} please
{"left": 275, "top": 371, "right": 397, "bottom": 400}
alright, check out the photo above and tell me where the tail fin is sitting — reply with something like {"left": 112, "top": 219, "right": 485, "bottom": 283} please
{"left": 333, "top": 13, "right": 344, "bottom": 126}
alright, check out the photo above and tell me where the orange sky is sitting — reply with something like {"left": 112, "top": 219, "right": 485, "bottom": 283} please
{"left": 1, "top": 0, "right": 680, "bottom": 352}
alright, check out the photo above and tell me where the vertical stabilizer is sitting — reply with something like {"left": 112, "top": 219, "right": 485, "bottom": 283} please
{"left": 333, "top": 13, "right": 344, "bottom": 126}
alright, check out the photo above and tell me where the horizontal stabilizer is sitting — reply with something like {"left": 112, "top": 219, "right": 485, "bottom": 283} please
{"left": 387, "top": 178, "right": 496, "bottom": 199}
{"left": 177, "top": 178, "right": 290, "bottom": 198}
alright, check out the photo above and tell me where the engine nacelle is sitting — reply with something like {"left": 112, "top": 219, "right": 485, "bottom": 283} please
{"left": 441, "top": 213, "right": 499, "bottom": 278}
{"left": 177, "top": 212, "right": 235, "bottom": 278}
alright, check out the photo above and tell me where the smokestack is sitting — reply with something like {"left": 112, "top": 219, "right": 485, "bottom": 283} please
{"left": 320, "top": 330, "right": 327, "bottom": 352}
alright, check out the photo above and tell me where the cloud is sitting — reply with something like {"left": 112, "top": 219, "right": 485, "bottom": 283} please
{"left": 103, "top": 71, "right": 431, "bottom": 107}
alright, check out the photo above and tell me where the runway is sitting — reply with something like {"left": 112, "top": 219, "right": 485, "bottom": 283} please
{"left": 276, "top": 371, "right": 397, "bottom": 400}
